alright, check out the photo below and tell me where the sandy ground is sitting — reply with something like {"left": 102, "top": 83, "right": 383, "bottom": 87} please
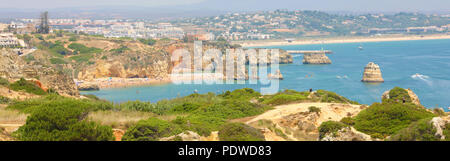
{"left": 246, "top": 103, "right": 362, "bottom": 125}
{"left": 237, "top": 34, "right": 450, "bottom": 47}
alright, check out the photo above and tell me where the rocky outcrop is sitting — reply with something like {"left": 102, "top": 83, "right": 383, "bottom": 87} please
{"left": 268, "top": 69, "right": 284, "bottom": 80}
{"left": 430, "top": 117, "right": 447, "bottom": 140}
{"left": 0, "top": 49, "right": 79, "bottom": 96}
{"left": 302, "top": 53, "right": 331, "bottom": 64}
{"left": 361, "top": 62, "right": 384, "bottom": 83}
{"left": 382, "top": 88, "right": 421, "bottom": 106}
{"left": 246, "top": 103, "right": 365, "bottom": 141}
{"left": 320, "top": 127, "right": 372, "bottom": 141}
{"left": 77, "top": 83, "right": 100, "bottom": 91}
{"left": 160, "top": 131, "right": 201, "bottom": 141}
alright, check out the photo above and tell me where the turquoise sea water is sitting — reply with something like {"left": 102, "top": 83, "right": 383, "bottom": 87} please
{"left": 81, "top": 39, "right": 450, "bottom": 110}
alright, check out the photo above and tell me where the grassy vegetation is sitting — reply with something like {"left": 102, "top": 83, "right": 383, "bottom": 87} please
{"left": 388, "top": 118, "right": 446, "bottom": 141}
{"left": 68, "top": 43, "right": 102, "bottom": 54}
{"left": 7, "top": 94, "right": 113, "bottom": 113}
{"left": 122, "top": 117, "right": 182, "bottom": 141}
{"left": 110, "top": 45, "right": 130, "bottom": 55}
{"left": 9, "top": 78, "right": 47, "bottom": 95}
{"left": 259, "top": 89, "right": 310, "bottom": 105}
{"left": 383, "top": 87, "right": 412, "bottom": 103}
{"left": 0, "top": 77, "right": 9, "bottom": 86}
{"left": 318, "top": 121, "right": 349, "bottom": 139}
{"left": 50, "top": 57, "right": 67, "bottom": 65}
{"left": 0, "top": 96, "right": 12, "bottom": 104}
{"left": 12, "top": 95, "right": 114, "bottom": 141}
{"left": 138, "top": 38, "right": 157, "bottom": 46}
{"left": 353, "top": 102, "right": 435, "bottom": 139}
{"left": 218, "top": 123, "right": 265, "bottom": 141}
{"left": 312, "top": 90, "right": 359, "bottom": 104}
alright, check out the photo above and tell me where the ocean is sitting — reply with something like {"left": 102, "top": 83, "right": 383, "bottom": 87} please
{"left": 81, "top": 39, "right": 450, "bottom": 110}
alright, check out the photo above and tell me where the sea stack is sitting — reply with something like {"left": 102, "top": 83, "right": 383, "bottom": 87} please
{"left": 268, "top": 69, "right": 284, "bottom": 80}
{"left": 302, "top": 53, "right": 331, "bottom": 64}
{"left": 361, "top": 62, "right": 384, "bottom": 83}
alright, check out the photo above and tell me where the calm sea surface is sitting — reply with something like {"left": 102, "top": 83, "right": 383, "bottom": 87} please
{"left": 81, "top": 39, "right": 450, "bottom": 110}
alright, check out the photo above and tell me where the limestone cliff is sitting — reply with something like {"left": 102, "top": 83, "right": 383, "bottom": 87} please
{"left": 361, "top": 62, "right": 384, "bottom": 83}
{"left": 0, "top": 49, "right": 78, "bottom": 96}
{"left": 302, "top": 53, "right": 331, "bottom": 64}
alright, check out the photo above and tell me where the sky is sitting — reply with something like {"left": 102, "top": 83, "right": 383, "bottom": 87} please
{"left": 0, "top": 0, "right": 449, "bottom": 13}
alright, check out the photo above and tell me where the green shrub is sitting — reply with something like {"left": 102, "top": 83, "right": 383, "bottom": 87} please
{"left": 261, "top": 94, "right": 307, "bottom": 105}
{"left": 340, "top": 117, "right": 355, "bottom": 126}
{"left": 219, "top": 88, "right": 261, "bottom": 100}
{"left": 313, "top": 90, "right": 359, "bottom": 104}
{"left": 110, "top": 46, "right": 129, "bottom": 55}
{"left": 138, "top": 38, "right": 157, "bottom": 45}
{"left": 171, "top": 102, "right": 200, "bottom": 113}
{"left": 218, "top": 123, "right": 265, "bottom": 141}
{"left": 68, "top": 36, "right": 77, "bottom": 41}
{"left": 50, "top": 58, "right": 67, "bottom": 64}
{"left": 308, "top": 106, "right": 321, "bottom": 114}
{"left": 353, "top": 102, "right": 435, "bottom": 138}
{"left": 8, "top": 94, "right": 113, "bottom": 113}
{"left": 0, "top": 96, "right": 12, "bottom": 104}
{"left": 318, "top": 121, "right": 348, "bottom": 139}
{"left": 384, "top": 87, "right": 412, "bottom": 103}
{"left": 9, "top": 78, "right": 46, "bottom": 95}
{"left": 69, "top": 54, "right": 94, "bottom": 63}
{"left": 0, "top": 77, "right": 9, "bottom": 86}
{"left": 68, "top": 43, "right": 102, "bottom": 54}
{"left": 13, "top": 99, "right": 114, "bottom": 141}
{"left": 122, "top": 117, "right": 182, "bottom": 141}
{"left": 389, "top": 118, "right": 440, "bottom": 141}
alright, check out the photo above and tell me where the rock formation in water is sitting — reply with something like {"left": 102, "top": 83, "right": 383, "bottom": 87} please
{"left": 302, "top": 53, "right": 331, "bottom": 64}
{"left": 361, "top": 62, "right": 384, "bottom": 83}
{"left": 268, "top": 69, "right": 284, "bottom": 80}
{"left": 0, "top": 49, "right": 79, "bottom": 96}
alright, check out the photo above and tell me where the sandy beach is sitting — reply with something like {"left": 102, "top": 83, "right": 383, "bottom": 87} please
{"left": 237, "top": 34, "right": 450, "bottom": 47}
{"left": 76, "top": 77, "right": 172, "bottom": 89}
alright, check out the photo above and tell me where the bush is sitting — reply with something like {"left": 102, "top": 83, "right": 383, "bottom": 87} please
{"left": 218, "top": 123, "right": 265, "bottom": 141}
{"left": 50, "top": 58, "right": 67, "bottom": 64}
{"left": 261, "top": 94, "right": 307, "bottom": 105}
{"left": 384, "top": 87, "right": 412, "bottom": 103}
{"left": 69, "top": 36, "right": 77, "bottom": 41}
{"left": 8, "top": 94, "right": 113, "bottom": 113}
{"left": 313, "top": 90, "right": 359, "bottom": 104}
{"left": 0, "top": 77, "right": 9, "bottom": 86}
{"left": 9, "top": 78, "right": 47, "bottom": 95}
{"left": 389, "top": 118, "right": 440, "bottom": 141}
{"left": 138, "top": 38, "right": 157, "bottom": 45}
{"left": 122, "top": 117, "right": 182, "bottom": 141}
{"left": 353, "top": 102, "right": 435, "bottom": 138}
{"left": 308, "top": 106, "right": 321, "bottom": 114}
{"left": 13, "top": 99, "right": 114, "bottom": 141}
{"left": 340, "top": 117, "right": 355, "bottom": 126}
{"left": 318, "top": 121, "right": 348, "bottom": 139}
{"left": 68, "top": 43, "right": 102, "bottom": 54}
{"left": 0, "top": 96, "right": 12, "bottom": 104}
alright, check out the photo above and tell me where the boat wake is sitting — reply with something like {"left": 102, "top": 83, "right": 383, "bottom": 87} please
{"left": 411, "top": 73, "right": 432, "bottom": 85}
{"left": 336, "top": 75, "right": 349, "bottom": 79}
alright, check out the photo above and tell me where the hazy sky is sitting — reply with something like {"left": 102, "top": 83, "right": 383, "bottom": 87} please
{"left": 1, "top": 0, "right": 449, "bottom": 12}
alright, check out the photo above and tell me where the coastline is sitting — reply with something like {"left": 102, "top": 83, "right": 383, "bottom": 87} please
{"left": 76, "top": 77, "right": 172, "bottom": 90}
{"left": 237, "top": 34, "right": 450, "bottom": 47}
